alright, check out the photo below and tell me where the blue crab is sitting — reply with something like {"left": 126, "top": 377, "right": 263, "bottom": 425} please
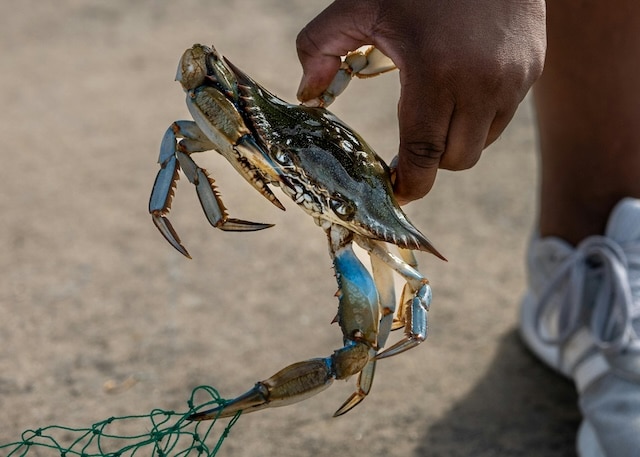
{"left": 149, "top": 44, "right": 444, "bottom": 418}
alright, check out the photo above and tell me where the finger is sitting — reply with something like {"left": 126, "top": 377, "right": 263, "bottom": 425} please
{"left": 394, "top": 91, "right": 516, "bottom": 204}
{"left": 442, "top": 101, "right": 519, "bottom": 175}
{"left": 393, "top": 149, "right": 440, "bottom": 206}
{"left": 484, "top": 104, "right": 519, "bottom": 149}
{"left": 296, "top": 0, "right": 380, "bottom": 102}
{"left": 440, "top": 106, "right": 496, "bottom": 171}
{"left": 393, "top": 72, "right": 454, "bottom": 203}
{"left": 393, "top": 114, "right": 486, "bottom": 205}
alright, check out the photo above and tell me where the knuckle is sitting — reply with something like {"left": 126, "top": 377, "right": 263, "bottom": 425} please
{"left": 295, "top": 28, "right": 318, "bottom": 59}
{"left": 401, "top": 140, "right": 446, "bottom": 169}
{"left": 441, "top": 152, "right": 481, "bottom": 171}
{"left": 402, "top": 137, "right": 484, "bottom": 172}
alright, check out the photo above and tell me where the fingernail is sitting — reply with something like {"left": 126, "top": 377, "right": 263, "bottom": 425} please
{"left": 301, "top": 98, "right": 323, "bottom": 108}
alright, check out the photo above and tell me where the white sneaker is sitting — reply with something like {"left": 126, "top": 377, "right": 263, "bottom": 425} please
{"left": 520, "top": 198, "right": 640, "bottom": 457}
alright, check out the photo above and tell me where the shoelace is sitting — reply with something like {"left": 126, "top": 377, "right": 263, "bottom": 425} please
{"left": 535, "top": 236, "right": 640, "bottom": 355}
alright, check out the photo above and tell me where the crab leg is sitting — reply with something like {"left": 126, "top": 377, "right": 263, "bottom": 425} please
{"left": 175, "top": 151, "right": 273, "bottom": 234}
{"left": 371, "top": 248, "right": 399, "bottom": 345}
{"left": 380, "top": 281, "right": 430, "bottom": 358}
{"left": 390, "top": 248, "right": 419, "bottom": 331}
{"left": 355, "top": 237, "right": 432, "bottom": 359}
{"left": 149, "top": 121, "right": 273, "bottom": 258}
{"left": 307, "top": 46, "right": 397, "bottom": 108}
{"left": 188, "top": 341, "right": 371, "bottom": 420}
{"left": 149, "top": 126, "right": 184, "bottom": 255}
{"left": 333, "top": 248, "right": 398, "bottom": 416}
{"left": 189, "top": 227, "right": 380, "bottom": 420}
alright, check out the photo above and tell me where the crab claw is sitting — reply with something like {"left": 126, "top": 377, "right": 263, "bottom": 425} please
{"left": 188, "top": 359, "right": 333, "bottom": 420}
{"left": 332, "top": 348, "right": 377, "bottom": 417}
{"left": 188, "top": 342, "right": 370, "bottom": 420}
{"left": 152, "top": 214, "right": 191, "bottom": 259}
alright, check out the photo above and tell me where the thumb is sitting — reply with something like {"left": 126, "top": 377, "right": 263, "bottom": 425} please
{"left": 296, "top": 0, "right": 380, "bottom": 102}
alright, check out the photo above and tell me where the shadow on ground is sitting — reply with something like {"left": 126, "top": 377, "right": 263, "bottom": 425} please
{"left": 416, "top": 331, "right": 581, "bottom": 457}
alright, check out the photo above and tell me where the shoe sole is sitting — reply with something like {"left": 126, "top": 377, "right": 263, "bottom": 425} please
{"left": 519, "top": 292, "right": 604, "bottom": 457}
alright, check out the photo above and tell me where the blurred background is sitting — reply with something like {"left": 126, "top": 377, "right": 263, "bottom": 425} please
{"left": 0, "top": 1, "right": 580, "bottom": 455}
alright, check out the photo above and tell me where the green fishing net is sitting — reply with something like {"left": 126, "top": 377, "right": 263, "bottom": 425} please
{"left": 0, "top": 385, "right": 239, "bottom": 457}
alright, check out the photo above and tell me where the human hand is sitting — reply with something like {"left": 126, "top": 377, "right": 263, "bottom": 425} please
{"left": 296, "top": 0, "right": 546, "bottom": 204}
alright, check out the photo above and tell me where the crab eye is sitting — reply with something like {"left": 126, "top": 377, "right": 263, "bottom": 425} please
{"left": 330, "top": 197, "right": 356, "bottom": 221}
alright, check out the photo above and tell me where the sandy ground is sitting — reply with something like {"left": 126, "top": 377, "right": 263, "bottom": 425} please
{"left": 0, "top": 1, "right": 581, "bottom": 456}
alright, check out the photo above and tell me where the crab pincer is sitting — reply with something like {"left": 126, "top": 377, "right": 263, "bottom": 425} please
{"left": 190, "top": 228, "right": 378, "bottom": 419}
